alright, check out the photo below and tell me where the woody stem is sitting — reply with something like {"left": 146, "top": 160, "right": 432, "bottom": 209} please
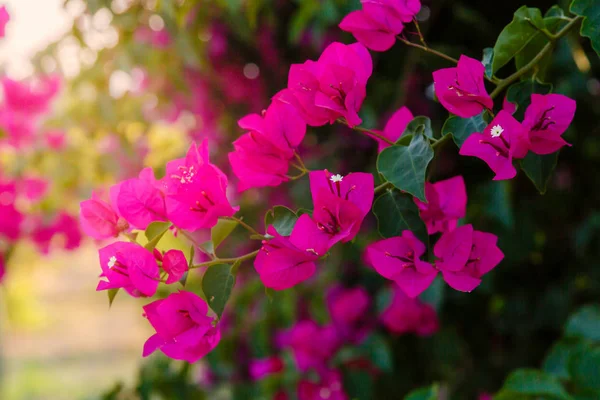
{"left": 179, "top": 230, "right": 215, "bottom": 258}
{"left": 490, "top": 16, "right": 582, "bottom": 99}
{"left": 190, "top": 249, "right": 260, "bottom": 269}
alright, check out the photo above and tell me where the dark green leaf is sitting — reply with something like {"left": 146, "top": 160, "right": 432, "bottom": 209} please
{"left": 342, "top": 369, "right": 373, "bottom": 400}
{"left": 543, "top": 340, "right": 588, "bottom": 380}
{"left": 545, "top": 5, "right": 566, "bottom": 18}
{"left": 570, "top": 0, "right": 600, "bottom": 57}
{"left": 264, "top": 206, "right": 298, "bottom": 236}
{"left": 202, "top": 264, "right": 236, "bottom": 318}
{"left": 569, "top": 347, "right": 600, "bottom": 392}
{"left": 372, "top": 189, "right": 428, "bottom": 244}
{"left": 211, "top": 218, "right": 238, "bottom": 250}
{"left": 144, "top": 221, "right": 171, "bottom": 251}
{"left": 403, "top": 116, "right": 434, "bottom": 139}
{"left": 492, "top": 6, "right": 545, "bottom": 73}
{"left": 404, "top": 384, "right": 438, "bottom": 400}
{"left": 501, "top": 369, "right": 572, "bottom": 399}
{"left": 520, "top": 152, "right": 559, "bottom": 194}
{"left": 441, "top": 112, "right": 488, "bottom": 147}
{"left": 565, "top": 305, "right": 600, "bottom": 341}
{"left": 359, "top": 334, "right": 393, "bottom": 372}
{"left": 419, "top": 277, "right": 444, "bottom": 311}
{"left": 377, "top": 134, "right": 433, "bottom": 202}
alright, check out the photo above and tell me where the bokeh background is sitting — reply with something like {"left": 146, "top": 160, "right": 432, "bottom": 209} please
{"left": 0, "top": 0, "right": 599, "bottom": 399}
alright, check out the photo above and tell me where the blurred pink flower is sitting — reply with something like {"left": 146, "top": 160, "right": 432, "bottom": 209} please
{"left": 283, "top": 320, "right": 340, "bottom": 372}
{"left": 327, "top": 285, "right": 372, "bottom": 342}
{"left": 380, "top": 286, "right": 438, "bottom": 336}
{"left": 298, "top": 369, "right": 347, "bottom": 400}
{"left": 0, "top": 6, "right": 9, "bottom": 38}
{"left": 2, "top": 75, "right": 61, "bottom": 116}
{"left": 249, "top": 356, "right": 285, "bottom": 380}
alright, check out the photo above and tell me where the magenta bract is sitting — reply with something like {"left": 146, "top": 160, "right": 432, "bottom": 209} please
{"left": 414, "top": 175, "right": 467, "bottom": 234}
{"left": 523, "top": 94, "right": 576, "bottom": 155}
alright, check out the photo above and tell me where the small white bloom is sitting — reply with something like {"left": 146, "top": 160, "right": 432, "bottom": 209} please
{"left": 490, "top": 124, "right": 504, "bottom": 138}
{"left": 108, "top": 256, "right": 117, "bottom": 269}
{"left": 330, "top": 174, "right": 343, "bottom": 183}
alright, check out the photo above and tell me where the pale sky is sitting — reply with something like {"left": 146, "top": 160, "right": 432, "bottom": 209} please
{"left": 0, "top": 0, "right": 75, "bottom": 78}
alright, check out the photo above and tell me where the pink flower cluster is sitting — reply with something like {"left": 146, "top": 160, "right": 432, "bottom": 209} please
{"left": 366, "top": 175, "right": 503, "bottom": 297}
{"left": 340, "top": 0, "right": 422, "bottom": 51}
{"left": 254, "top": 170, "right": 373, "bottom": 290}
{"left": 432, "top": 55, "right": 576, "bottom": 180}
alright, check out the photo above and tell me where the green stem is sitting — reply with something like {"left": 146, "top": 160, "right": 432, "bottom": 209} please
{"left": 431, "top": 134, "right": 451, "bottom": 149}
{"left": 191, "top": 249, "right": 260, "bottom": 269}
{"left": 374, "top": 181, "right": 393, "bottom": 195}
{"left": 224, "top": 216, "right": 264, "bottom": 238}
{"left": 396, "top": 36, "right": 458, "bottom": 64}
{"left": 490, "top": 16, "right": 582, "bottom": 99}
{"left": 180, "top": 230, "right": 214, "bottom": 258}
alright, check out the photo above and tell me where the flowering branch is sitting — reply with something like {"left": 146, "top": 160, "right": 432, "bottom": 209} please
{"left": 337, "top": 118, "right": 395, "bottom": 145}
{"left": 490, "top": 16, "right": 582, "bottom": 99}
{"left": 396, "top": 35, "right": 458, "bottom": 64}
{"left": 225, "top": 216, "right": 265, "bottom": 239}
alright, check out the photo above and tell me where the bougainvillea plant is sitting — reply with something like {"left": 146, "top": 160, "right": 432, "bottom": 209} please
{"left": 11, "top": 0, "right": 591, "bottom": 398}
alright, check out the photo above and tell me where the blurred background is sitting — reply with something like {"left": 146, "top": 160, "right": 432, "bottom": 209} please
{"left": 0, "top": 0, "right": 598, "bottom": 399}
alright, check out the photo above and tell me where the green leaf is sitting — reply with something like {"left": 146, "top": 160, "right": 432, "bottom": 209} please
{"left": 403, "top": 116, "right": 434, "bottom": 139}
{"left": 211, "top": 218, "right": 238, "bottom": 250}
{"left": 570, "top": 0, "right": 600, "bottom": 57}
{"left": 520, "top": 152, "right": 559, "bottom": 194}
{"left": 202, "top": 264, "right": 236, "bottom": 318}
{"left": 546, "top": 5, "right": 566, "bottom": 18}
{"left": 565, "top": 305, "right": 600, "bottom": 341}
{"left": 377, "top": 134, "right": 433, "bottom": 202}
{"left": 144, "top": 221, "right": 171, "bottom": 251}
{"left": 405, "top": 384, "right": 439, "bottom": 400}
{"left": 482, "top": 47, "right": 494, "bottom": 79}
{"left": 543, "top": 340, "right": 588, "bottom": 380}
{"left": 569, "top": 347, "right": 600, "bottom": 392}
{"left": 359, "top": 334, "right": 393, "bottom": 373}
{"left": 501, "top": 369, "right": 572, "bottom": 400}
{"left": 264, "top": 206, "right": 298, "bottom": 236}
{"left": 372, "top": 189, "right": 428, "bottom": 244}
{"left": 107, "top": 288, "right": 119, "bottom": 307}
{"left": 419, "top": 277, "right": 444, "bottom": 311}
{"left": 441, "top": 112, "right": 488, "bottom": 147}
{"left": 492, "top": 6, "right": 546, "bottom": 73}
{"left": 506, "top": 79, "right": 553, "bottom": 120}
{"left": 342, "top": 369, "right": 373, "bottom": 400}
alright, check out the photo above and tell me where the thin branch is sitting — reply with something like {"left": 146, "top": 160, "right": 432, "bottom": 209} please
{"left": 224, "top": 216, "right": 265, "bottom": 239}
{"left": 374, "top": 182, "right": 393, "bottom": 195}
{"left": 191, "top": 249, "right": 260, "bottom": 269}
{"left": 338, "top": 118, "right": 395, "bottom": 145}
{"left": 396, "top": 36, "right": 458, "bottom": 64}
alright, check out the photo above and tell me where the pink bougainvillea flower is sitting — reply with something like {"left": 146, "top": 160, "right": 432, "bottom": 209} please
{"left": 0, "top": 181, "right": 23, "bottom": 241}
{"left": 283, "top": 320, "right": 340, "bottom": 372}
{"left": 339, "top": 10, "right": 399, "bottom": 52}
{"left": 433, "top": 55, "right": 493, "bottom": 118}
{"left": 80, "top": 190, "right": 128, "bottom": 240}
{"left": 20, "top": 177, "right": 48, "bottom": 202}
{"left": 502, "top": 96, "right": 516, "bottom": 115}
{"left": 522, "top": 94, "right": 576, "bottom": 155}
{"left": 97, "top": 241, "right": 159, "bottom": 297}
{"left": 460, "top": 110, "right": 529, "bottom": 180}
{"left": 143, "top": 291, "right": 220, "bottom": 363}
{"left": 327, "top": 285, "right": 372, "bottom": 342}
{"left": 254, "top": 214, "right": 329, "bottom": 290}
{"left": 365, "top": 230, "right": 437, "bottom": 298}
{"left": 368, "top": 106, "right": 414, "bottom": 152}
{"left": 116, "top": 177, "right": 167, "bottom": 230}
{"left": 249, "top": 356, "right": 285, "bottom": 381}
{"left": 1, "top": 75, "right": 61, "bottom": 116}
{"left": 229, "top": 100, "right": 306, "bottom": 191}
{"left": 309, "top": 170, "right": 374, "bottom": 248}
{"left": 434, "top": 224, "right": 504, "bottom": 292}
{"left": 414, "top": 175, "right": 467, "bottom": 234}
{"left": 298, "top": 369, "right": 348, "bottom": 400}
{"left": 161, "top": 249, "right": 188, "bottom": 284}
{"left": 380, "top": 285, "right": 438, "bottom": 336}
{"left": 277, "top": 42, "right": 372, "bottom": 127}
{"left": 44, "top": 130, "right": 66, "bottom": 150}
{"left": 0, "top": 108, "right": 35, "bottom": 149}
{"left": 0, "top": 6, "right": 9, "bottom": 38}
{"left": 340, "top": 0, "right": 421, "bottom": 52}
{"left": 162, "top": 141, "right": 238, "bottom": 231}
{"left": 31, "top": 212, "right": 82, "bottom": 254}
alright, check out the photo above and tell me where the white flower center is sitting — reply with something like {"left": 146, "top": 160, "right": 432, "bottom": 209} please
{"left": 108, "top": 256, "right": 117, "bottom": 269}
{"left": 490, "top": 124, "right": 504, "bottom": 138}
{"left": 330, "top": 174, "right": 343, "bottom": 183}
